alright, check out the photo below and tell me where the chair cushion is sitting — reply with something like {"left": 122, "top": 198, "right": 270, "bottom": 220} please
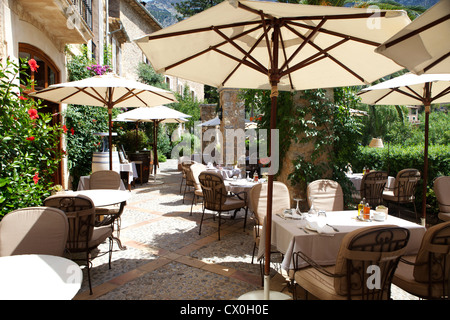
{"left": 393, "top": 255, "right": 448, "bottom": 299}
{"left": 221, "top": 197, "right": 246, "bottom": 211}
{"left": 382, "top": 190, "right": 414, "bottom": 203}
{"left": 413, "top": 222, "right": 450, "bottom": 283}
{"left": 294, "top": 265, "right": 354, "bottom": 300}
{"left": 89, "top": 226, "right": 113, "bottom": 248}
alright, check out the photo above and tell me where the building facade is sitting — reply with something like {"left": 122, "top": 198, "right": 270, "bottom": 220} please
{"left": 1, "top": 0, "right": 204, "bottom": 189}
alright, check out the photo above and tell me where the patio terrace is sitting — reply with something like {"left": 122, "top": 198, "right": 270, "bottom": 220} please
{"left": 72, "top": 159, "right": 418, "bottom": 300}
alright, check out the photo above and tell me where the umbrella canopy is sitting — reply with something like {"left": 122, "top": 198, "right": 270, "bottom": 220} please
{"left": 135, "top": 0, "right": 410, "bottom": 299}
{"left": 197, "top": 116, "right": 257, "bottom": 128}
{"left": 358, "top": 73, "right": 450, "bottom": 225}
{"left": 116, "top": 106, "right": 190, "bottom": 181}
{"left": 375, "top": 0, "right": 450, "bottom": 75}
{"left": 29, "top": 73, "right": 177, "bottom": 170}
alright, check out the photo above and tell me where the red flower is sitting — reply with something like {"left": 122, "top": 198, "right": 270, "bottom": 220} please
{"left": 19, "top": 96, "right": 27, "bottom": 101}
{"left": 26, "top": 136, "right": 35, "bottom": 141}
{"left": 28, "top": 59, "right": 39, "bottom": 72}
{"left": 70, "top": 127, "right": 75, "bottom": 135}
{"left": 62, "top": 125, "right": 68, "bottom": 133}
{"left": 32, "top": 172, "right": 39, "bottom": 184}
{"left": 28, "top": 109, "right": 39, "bottom": 120}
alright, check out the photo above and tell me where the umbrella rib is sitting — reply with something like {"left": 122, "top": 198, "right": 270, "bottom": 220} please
{"left": 285, "top": 22, "right": 367, "bottom": 83}
{"left": 289, "top": 21, "right": 381, "bottom": 47}
{"left": 116, "top": 89, "right": 149, "bottom": 106}
{"left": 383, "top": 13, "right": 450, "bottom": 49}
{"left": 212, "top": 27, "right": 267, "bottom": 73}
{"left": 423, "top": 52, "right": 450, "bottom": 74}
{"left": 260, "top": 11, "right": 274, "bottom": 72}
{"left": 392, "top": 87, "right": 424, "bottom": 102}
{"left": 432, "top": 84, "right": 450, "bottom": 102}
{"left": 280, "top": 37, "right": 349, "bottom": 78}
{"left": 280, "top": 19, "right": 327, "bottom": 72}
{"left": 278, "top": 30, "right": 294, "bottom": 90}
{"left": 213, "top": 47, "right": 267, "bottom": 75}
{"left": 164, "top": 23, "right": 265, "bottom": 73}
{"left": 61, "top": 87, "right": 107, "bottom": 105}
{"left": 221, "top": 32, "right": 268, "bottom": 87}
{"left": 146, "top": 20, "right": 262, "bottom": 41}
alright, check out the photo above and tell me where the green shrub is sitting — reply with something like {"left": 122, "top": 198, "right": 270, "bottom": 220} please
{"left": 0, "top": 57, "right": 63, "bottom": 218}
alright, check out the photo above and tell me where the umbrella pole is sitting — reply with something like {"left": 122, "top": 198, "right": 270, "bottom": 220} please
{"left": 108, "top": 106, "right": 113, "bottom": 171}
{"left": 421, "top": 103, "right": 430, "bottom": 227}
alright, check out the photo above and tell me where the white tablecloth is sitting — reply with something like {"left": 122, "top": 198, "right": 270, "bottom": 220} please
{"left": 258, "top": 210, "right": 426, "bottom": 272}
{"left": 224, "top": 179, "right": 264, "bottom": 211}
{"left": 0, "top": 254, "right": 82, "bottom": 300}
{"left": 77, "top": 163, "right": 138, "bottom": 191}
{"left": 207, "top": 167, "right": 242, "bottom": 179}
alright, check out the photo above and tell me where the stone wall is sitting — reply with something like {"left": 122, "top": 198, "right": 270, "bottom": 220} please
{"left": 219, "top": 88, "right": 245, "bottom": 166}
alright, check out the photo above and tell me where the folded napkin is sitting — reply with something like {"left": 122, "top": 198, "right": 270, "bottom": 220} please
{"left": 207, "top": 162, "right": 214, "bottom": 168}
{"left": 304, "top": 216, "right": 335, "bottom": 234}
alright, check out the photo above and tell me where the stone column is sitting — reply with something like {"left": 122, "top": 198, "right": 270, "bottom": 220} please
{"left": 219, "top": 88, "right": 245, "bottom": 167}
{"left": 199, "top": 103, "right": 218, "bottom": 163}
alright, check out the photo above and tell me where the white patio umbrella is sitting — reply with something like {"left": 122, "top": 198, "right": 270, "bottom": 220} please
{"left": 375, "top": 0, "right": 450, "bottom": 75}
{"left": 358, "top": 73, "right": 450, "bottom": 226}
{"left": 29, "top": 73, "right": 177, "bottom": 170}
{"left": 135, "top": 0, "right": 410, "bottom": 299}
{"left": 197, "top": 116, "right": 257, "bottom": 128}
{"left": 115, "top": 106, "right": 190, "bottom": 183}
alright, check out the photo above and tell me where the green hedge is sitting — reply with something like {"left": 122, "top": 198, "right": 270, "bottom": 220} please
{"left": 350, "top": 144, "right": 450, "bottom": 216}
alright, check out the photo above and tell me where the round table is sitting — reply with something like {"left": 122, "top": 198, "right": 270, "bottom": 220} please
{"left": 73, "top": 189, "right": 131, "bottom": 207}
{"left": 0, "top": 254, "right": 82, "bottom": 300}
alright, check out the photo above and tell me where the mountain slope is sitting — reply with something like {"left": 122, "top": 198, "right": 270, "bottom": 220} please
{"left": 143, "top": 0, "right": 439, "bottom": 28}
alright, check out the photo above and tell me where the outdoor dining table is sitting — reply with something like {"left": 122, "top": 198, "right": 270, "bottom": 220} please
{"left": 77, "top": 163, "right": 138, "bottom": 191}
{"left": 224, "top": 178, "right": 266, "bottom": 211}
{"left": 257, "top": 210, "right": 426, "bottom": 272}
{"left": 0, "top": 254, "right": 82, "bottom": 300}
{"left": 207, "top": 166, "right": 242, "bottom": 179}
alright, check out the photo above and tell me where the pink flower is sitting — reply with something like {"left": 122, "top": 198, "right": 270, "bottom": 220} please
{"left": 32, "top": 172, "right": 39, "bottom": 184}
{"left": 19, "top": 96, "right": 27, "bottom": 101}
{"left": 26, "top": 136, "right": 35, "bottom": 141}
{"left": 28, "top": 109, "right": 39, "bottom": 120}
{"left": 28, "top": 59, "right": 39, "bottom": 72}
{"left": 70, "top": 127, "right": 75, "bottom": 135}
{"left": 62, "top": 125, "right": 68, "bottom": 133}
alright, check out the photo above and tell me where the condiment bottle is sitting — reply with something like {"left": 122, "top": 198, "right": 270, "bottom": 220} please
{"left": 358, "top": 198, "right": 365, "bottom": 217}
{"left": 253, "top": 171, "right": 258, "bottom": 182}
{"left": 363, "top": 203, "right": 371, "bottom": 220}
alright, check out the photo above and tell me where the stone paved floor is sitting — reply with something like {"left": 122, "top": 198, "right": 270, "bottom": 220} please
{"left": 72, "top": 159, "right": 418, "bottom": 300}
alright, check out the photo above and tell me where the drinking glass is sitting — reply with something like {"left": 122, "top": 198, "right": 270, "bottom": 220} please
{"left": 293, "top": 198, "right": 304, "bottom": 218}
{"left": 246, "top": 171, "right": 250, "bottom": 181}
{"left": 308, "top": 197, "right": 317, "bottom": 217}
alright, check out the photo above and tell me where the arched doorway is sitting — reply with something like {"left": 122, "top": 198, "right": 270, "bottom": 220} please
{"left": 19, "top": 43, "right": 63, "bottom": 185}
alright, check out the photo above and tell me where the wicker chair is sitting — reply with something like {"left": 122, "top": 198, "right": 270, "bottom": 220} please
{"left": 44, "top": 194, "right": 113, "bottom": 295}
{"left": 89, "top": 170, "right": 126, "bottom": 247}
{"left": 189, "top": 163, "right": 207, "bottom": 216}
{"left": 434, "top": 176, "right": 450, "bottom": 222}
{"left": 393, "top": 221, "right": 450, "bottom": 299}
{"left": 250, "top": 181, "right": 290, "bottom": 264}
{"left": 0, "top": 207, "right": 68, "bottom": 257}
{"left": 198, "top": 171, "right": 248, "bottom": 240}
{"left": 360, "top": 171, "right": 388, "bottom": 208}
{"left": 292, "top": 225, "right": 410, "bottom": 300}
{"left": 382, "top": 168, "right": 421, "bottom": 221}
{"left": 181, "top": 160, "right": 196, "bottom": 203}
{"left": 307, "top": 179, "right": 344, "bottom": 212}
